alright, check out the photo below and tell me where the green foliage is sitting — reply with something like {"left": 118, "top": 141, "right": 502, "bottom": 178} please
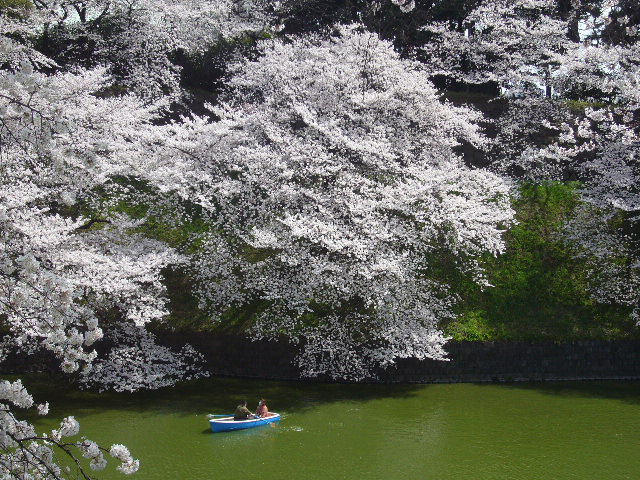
{"left": 0, "top": 0, "right": 32, "bottom": 11}
{"left": 130, "top": 213, "right": 210, "bottom": 253}
{"left": 157, "top": 267, "right": 213, "bottom": 332}
{"left": 443, "top": 182, "right": 638, "bottom": 341}
{"left": 0, "top": 0, "right": 32, "bottom": 18}
{"left": 445, "top": 311, "right": 496, "bottom": 341}
{"left": 564, "top": 99, "right": 608, "bottom": 113}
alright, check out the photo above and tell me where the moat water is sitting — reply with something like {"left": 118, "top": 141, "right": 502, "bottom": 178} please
{"left": 22, "top": 377, "right": 640, "bottom": 480}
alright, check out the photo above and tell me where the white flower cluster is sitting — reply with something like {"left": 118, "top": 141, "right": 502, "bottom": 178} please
{"left": 1, "top": 9, "right": 186, "bottom": 476}
{"left": 563, "top": 205, "right": 640, "bottom": 325}
{"left": 538, "top": 38, "right": 639, "bottom": 322}
{"left": 487, "top": 97, "right": 576, "bottom": 180}
{"left": 560, "top": 102, "right": 639, "bottom": 322}
{"left": 80, "top": 323, "right": 209, "bottom": 392}
{"left": 0, "top": 380, "right": 33, "bottom": 409}
{"left": 390, "top": 0, "right": 415, "bottom": 13}
{"left": 18, "top": 0, "right": 274, "bottom": 102}
{"left": 421, "top": 0, "right": 567, "bottom": 96}
{"left": 109, "top": 444, "right": 140, "bottom": 474}
{"left": 0, "top": 7, "right": 57, "bottom": 68}
{"left": 51, "top": 416, "right": 80, "bottom": 441}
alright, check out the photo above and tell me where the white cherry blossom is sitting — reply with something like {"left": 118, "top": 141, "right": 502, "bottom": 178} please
{"left": 149, "top": 26, "right": 515, "bottom": 379}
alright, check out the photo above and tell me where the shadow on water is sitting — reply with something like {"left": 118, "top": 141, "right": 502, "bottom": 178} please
{"left": 15, "top": 374, "right": 428, "bottom": 420}
{"left": 15, "top": 373, "right": 640, "bottom": 422}
{"left": 476, "top": 380, "right": 640, "bottom": 406}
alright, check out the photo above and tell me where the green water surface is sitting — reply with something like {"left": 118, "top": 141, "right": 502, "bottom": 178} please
{"left": 21, "top": 377, "right": 640, "bottom": 480}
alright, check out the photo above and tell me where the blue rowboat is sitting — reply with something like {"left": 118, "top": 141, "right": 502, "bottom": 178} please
{"left": 209, "top": 413, "right": 280, "bottom": 433}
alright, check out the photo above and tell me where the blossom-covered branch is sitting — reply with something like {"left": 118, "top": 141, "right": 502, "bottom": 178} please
{"left": 0, "top": 379, "right": 139, "bottom": 478}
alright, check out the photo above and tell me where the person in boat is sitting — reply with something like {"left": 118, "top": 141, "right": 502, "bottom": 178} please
{"left": 255, "top": 398, "right": 269, "bottom": 418}
{"left": 234, "top": 401, "right": 254, "bottom": 421}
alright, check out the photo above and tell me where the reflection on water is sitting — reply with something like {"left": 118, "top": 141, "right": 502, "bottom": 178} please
{"left": 280, "top": 425, "right": 304, "bottom": 432}
{"left": 207, "top": 421, "right": 280, "bottom": 446}
{"left": 19, "top": 377, "right": 640, "bottom": 480}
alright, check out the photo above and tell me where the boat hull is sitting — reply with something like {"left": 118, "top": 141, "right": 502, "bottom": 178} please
{"left": 210, "top": 413, "right": 280, "bottom": 433}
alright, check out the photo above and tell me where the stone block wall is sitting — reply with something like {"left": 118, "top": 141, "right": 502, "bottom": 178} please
{"left": 163, "top": 332, "right": 640, "bottom": 383}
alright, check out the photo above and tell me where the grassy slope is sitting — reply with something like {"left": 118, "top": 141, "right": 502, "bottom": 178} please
{"left": 443, "top": 182, "right": 638, "bottom": 341}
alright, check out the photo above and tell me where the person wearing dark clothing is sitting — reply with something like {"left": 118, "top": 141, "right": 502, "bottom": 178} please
{"left": 234, "top": 401, "right": 254, "bottom": 421}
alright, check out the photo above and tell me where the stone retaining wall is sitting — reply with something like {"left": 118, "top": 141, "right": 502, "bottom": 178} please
{"left": 161, "top": 332, "right": 640, "bottom": 383}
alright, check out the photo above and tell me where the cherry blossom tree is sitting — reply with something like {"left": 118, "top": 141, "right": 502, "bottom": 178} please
{"left": 0, "top": 63, "right": 183, "bottom": 368}
{"left": 30, "top": 0, "right": 275, "bottom": 101}
{"left": 148, "top": 26, "right": 515, "bottom": 380}
{"left": 421, "top": 0, "right": 570, "bottom": 96}
{"left": 419, "top": 0, "right": 640, "bottom": 323}
{"left": 553, "top": 45, "right": 640, "bottom": 322}
{"left": 0, "top": 7, "right": 207, "bottom": 477}
{"left": 2, "top": 6, "right": 637, "bottom": 480}
{"left": 480, "top": 1, "right": 640, "bottom": 322}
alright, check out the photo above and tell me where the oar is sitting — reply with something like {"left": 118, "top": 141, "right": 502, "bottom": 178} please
{"left": 207, "top": 414, "right": 234, "bottom": 418}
